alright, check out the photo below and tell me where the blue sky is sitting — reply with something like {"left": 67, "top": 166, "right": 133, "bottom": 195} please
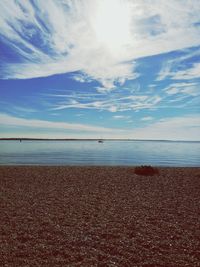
{"left": 0, "top": 0, "right": 200, "bottom": 140}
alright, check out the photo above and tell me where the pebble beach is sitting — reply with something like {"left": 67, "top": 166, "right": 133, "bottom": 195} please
{"left": 0, "top": 166, "right": 200, "bottom": 267}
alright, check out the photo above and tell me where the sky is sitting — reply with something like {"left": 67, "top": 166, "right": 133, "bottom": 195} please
{"left": 0, "top": 0, "right": 200, "bottom": 140}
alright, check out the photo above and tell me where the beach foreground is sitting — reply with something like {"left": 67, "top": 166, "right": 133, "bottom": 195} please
{"left": 0, "top": 166, "right": 200, "bottom": 267}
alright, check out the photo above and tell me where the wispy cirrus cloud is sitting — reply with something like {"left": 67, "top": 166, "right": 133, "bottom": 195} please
{"left": 156, "top": 48, "right": 200, "bottom": 81}
{"left": 51, "top": 91, "right": 162, "bottom": 112}
{"left": 0, "top": 0, "right": 200, "bottom": 89}
{"left": 0, "top": 113, "right": 124, "bottom": 134}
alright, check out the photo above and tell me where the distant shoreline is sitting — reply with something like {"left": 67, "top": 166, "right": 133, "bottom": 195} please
{"left": 0, "top": 138, "right": 199, "bottom": 142}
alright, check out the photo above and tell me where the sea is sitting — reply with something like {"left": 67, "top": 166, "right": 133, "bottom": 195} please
{"left": 0, "top": 140, "right": 199, "bottom": 166}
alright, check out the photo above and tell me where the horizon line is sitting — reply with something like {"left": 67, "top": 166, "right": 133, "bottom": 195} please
{"left": 0, "top": 138, "right": 199, "bottom": 142}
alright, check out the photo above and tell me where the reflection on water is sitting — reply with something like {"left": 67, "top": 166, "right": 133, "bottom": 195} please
{"left": 0, "top": 140, "right": 199, "bottom": 166}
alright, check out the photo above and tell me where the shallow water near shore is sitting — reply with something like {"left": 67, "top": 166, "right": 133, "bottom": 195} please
{"left": 0, "top": 140, "right": 199, "bottom": 166}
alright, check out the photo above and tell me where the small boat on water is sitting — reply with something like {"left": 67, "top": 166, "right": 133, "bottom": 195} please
{"left": 98, "top": 140, "right": 103, "bottom": 143}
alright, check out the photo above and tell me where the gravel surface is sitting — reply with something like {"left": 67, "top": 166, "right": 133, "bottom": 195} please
{"left": 0, "top": 166, "right": 200, "bottom": 267}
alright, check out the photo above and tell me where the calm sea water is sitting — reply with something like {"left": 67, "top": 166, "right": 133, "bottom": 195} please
{"left": 0, "top": 140, "right": 199, "bottom": 166}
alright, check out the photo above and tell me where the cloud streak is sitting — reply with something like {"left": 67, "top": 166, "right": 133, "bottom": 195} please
{"left": 51, "top": 93, "right": 162, "bottom": 112}
{"left": 164, "top": 82, "right": 200, "bottom": 97}
{"left": 0, "top": 113, "right": 124, "bottom": 134}
{"left": 171, "top": 63, "right": 200, "bottom": 80}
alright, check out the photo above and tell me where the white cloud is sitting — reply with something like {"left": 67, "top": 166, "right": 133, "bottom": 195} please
{"left": 157, "top": 49, "right": 200, "bottom": 81}
{"left": 12, "top": 106, "right": 37, "bottom": 113}
{"left": 141, "top": 116, "right": 153, "bottom": 121}
{"left": 113, "top": 115, "right": 130, "bottom": 119}
{"left": 165, "top": 87, "right": 180, "bottom": 95}
{"left": 132, "top": 115, "right": 200, "bottom": 141}
{"left": 96, "top": 87, "right": 115, "bottom": 94}
{"left": 0, "top": 0, "right": 200, "bottom": 88}
{"left": 0, "top": 113, "right": 124, "bottom": 134}
{"left": 72, "top": 73, "right": 92, "bottom": 83}
{"left": 181, "top": 87, "right": 199, "bottom": 96}
{"left": 164, "top": 82, "right": 200, "bottom": 96}
{"left": 172, "top": 63, "right": 200, "bottom": 80}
